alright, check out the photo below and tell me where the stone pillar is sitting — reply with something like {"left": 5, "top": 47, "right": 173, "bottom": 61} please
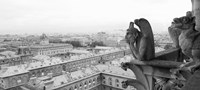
{"left": 192, "top": 0, "right": 194, "bottom": 13}
{"left": 193, "top": 0, "right": 200, "bottom": 31}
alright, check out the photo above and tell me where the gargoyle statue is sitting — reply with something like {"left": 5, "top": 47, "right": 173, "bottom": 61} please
{"left": 122, "top": 79, "right": 146, "bottom": 90}
{"left": 125, "top": 18, "right": 155, "bottom": 61}
{"left": 169, "top": 11, "right": 200, "bottom": 71}
{"left": 168, "top": 11, "right": 193, "bottom": 48}
{"left": 121, "top": 62, "right": 149, "bottom": 90}
{"left": 169, "top": 11, "right": 200, "bottom": 90}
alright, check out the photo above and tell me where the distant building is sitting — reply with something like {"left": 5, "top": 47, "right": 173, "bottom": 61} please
{"left": 0, "top": 50, "right": 33, "bottom": 66}
{"left": 62, "top": 37, "right": 92, "bottom": 46}
{"left": 119, "top": 39, "right": 128, "bottom": 47}
{"left": 26, "top": 34, "right": 73, "bottom": 56}
{"left": 92, "top": 32, "right": 108, "bottom": 43}
{"left": 30, "top": 44, "right": 73, "bottom": 56}
{"left": 0, "top": 66, "right": 29, "bottom": 89}
{"left": 92, "top": 32, "right": 125, "bottom": 47}
{"left": 88, "top": 46, "right": 113, "bottom": 54}
{"left": 44, "top": 64, "right": 136, "bottom": 90}
{"left": 0, "top": 49, "right": 132, "bottom": 90}
{"left": 1, "top": 41, "right": 31, "bottom": 47}
{"left": 39, "top": 33, "right": 49, "bottom": 45}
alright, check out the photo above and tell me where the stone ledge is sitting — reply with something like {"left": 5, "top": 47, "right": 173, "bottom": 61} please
{"left": 130, "top": 48, "right": 184, "bottom": 68}
{"left": 130, "top": 59, "right": 183, "bottom": 68}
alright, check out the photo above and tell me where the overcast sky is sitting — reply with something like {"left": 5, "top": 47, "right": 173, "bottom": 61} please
{"left": 0, "top": 0, "right": 191, "bottom": 34}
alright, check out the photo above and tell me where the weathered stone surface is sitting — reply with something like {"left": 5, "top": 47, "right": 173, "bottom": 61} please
{"left": 168, "top": 11, "right": 200, "bottom": 70}
{"left": 181, "top": 70, "right": 200, "bottom": 90}
{"left": 193, "top": 0, "right": 200, "bottom": 31}
{"left": 125, "top": 18, "right": 155, "bottom": 61}
{"left": 168, "top": 11, "right": 200, "bottom": 90}
{"left": 168, "top": 26, "right": 181, "bottom": 48}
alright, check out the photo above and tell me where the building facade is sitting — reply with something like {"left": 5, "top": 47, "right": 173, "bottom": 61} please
{"left": 30, "top": 44, "right": 73, "bottom": 56}
{"left": 0, "top": 49, "right": 132, "bottom": 90}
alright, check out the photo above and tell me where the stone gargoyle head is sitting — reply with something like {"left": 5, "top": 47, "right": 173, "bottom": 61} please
{"left": 172, "top": 11, "right": 195, "bottom": 30}
{"left": 125, "top": 22, "right": 140, "bottom": 44}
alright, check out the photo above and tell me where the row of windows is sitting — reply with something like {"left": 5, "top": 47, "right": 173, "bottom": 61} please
{"left": 38, "top": 47, "right": 70, "bottom": 51}
{"left": 102, "top": 55, "right": 116, "bottom": 60}
{"left": 8, "top": 75, "right": 28, "bottom": 87}
{"left": 36, "top": 46, "right": 71, "bottom": 50}
{"left": 66, "top": 58, "right": 98, "bottom": 67}
{"left": 102, "top": 76, "right": 121, "bottom": 88}
{"left": 101, "top": 51, "right": 126, "bottom": 60}
{"left": 29, "top": 51, "right": 127, "bottom": 78}
{"left": 28, "top": 58, "right": 97, "bottom": 77}
{"left": 39, "top": 49, "right": 69, "bottom": 55}
{"left": 2, "top": 50, "right": 129, "bottom": 87}
{"left": 34, "top": 50, "right": 126, "bottom": 71}
{"left": 64, "top": 61, "right": 98, "bottom": 72}
{"left": 58, "top": 76, "right": 100, "bottom": 90}
{"left": 30, "top": 65, "right": 62, "bottom": 77}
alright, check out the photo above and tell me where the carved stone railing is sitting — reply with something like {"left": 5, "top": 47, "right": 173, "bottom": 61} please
{"left": 121, "top": 48, "right": 186, "bottom": 90}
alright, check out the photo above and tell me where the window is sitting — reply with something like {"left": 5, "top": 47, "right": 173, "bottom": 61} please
{"left": 110, "top": 87, "right": 112, "bottom": 90}
{"left": 103, "top": 86, "right": 106, "bottom": 89}
{"left": 17, "top": 79, "right": 22, "bottom": 83}
{"left": 84, "top": 81, "right": 88, "bottom": 89}
{"left": 110, "top": 82, "right": 112, "bottom": 85}
{"left": 80, "top": 83, "right": 83, "bottom": 89}
{"left": 116, "top": 79, "right": 119, "bottom": 83}
{"left": 102, "top": 76, "right": 105, "bottom": 79}
{"left": 116, "top": 84, "right": 119, "bottom": 87}
{"left": 108, "top": 77, "right": 112, "bottom": 86}
{"left": 103, "top": 81, "right": 106, "bottom": 84}
{"left": 93, "top": 78, "right": 96, "bottom": 85}
{"left": 41, "top": 72, "right": 44, "bottom": 76}
{"left": 32, "top": 72, "right": 36, "bottom": 77}
{"left": 69, "top": 87, "right": 73, "bottom": 90}
{"left": 74, "top": 85, "right": 78, "bottom": 90}
{"left": 89, "top": 80, "right": 92, "bottom": 87}
{"left": 108, "top": 77, "right": 112, "bottom": 81}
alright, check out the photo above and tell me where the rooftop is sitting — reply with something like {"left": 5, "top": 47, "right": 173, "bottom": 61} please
{"left": 94, "top": 46, "right": 113, "bottom": 50}
{"left": 27, "top": 56, "right": 62, "bottom": 70}
{"left": 0, "top": 65, "right": 28, "bottom": 77}
{"left": 68, "top": 50, "right": 90, "bottom": 54}
{"left": 0, "top": 51, "right": 20, "bottom": 59}
{"left": 37, "top": 63, "right": 135, "bottom": 89}
{"left": 30, "top": 43, "right": 72, "bottom": 48}
{"left": 0, "top": 49, "right": 130, "bottom": 78}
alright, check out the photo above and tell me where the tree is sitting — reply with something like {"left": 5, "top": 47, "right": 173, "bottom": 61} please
{"left": 89, "top": 41, "right": 105, "bottom": 47}
{"left": 49, "top": 38, "right": 62, "bottom": 43}
{"left": 65, "top": 41, "right": 82, "bottom": 47}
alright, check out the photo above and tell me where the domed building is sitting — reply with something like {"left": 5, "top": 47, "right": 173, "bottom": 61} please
{"left": 39, "top": 33, "right": 49, "bottom": 45}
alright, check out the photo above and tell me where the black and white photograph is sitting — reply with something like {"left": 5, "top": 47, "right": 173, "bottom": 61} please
{"left": 0, "top": 0, "right": 198, "bottom": 90}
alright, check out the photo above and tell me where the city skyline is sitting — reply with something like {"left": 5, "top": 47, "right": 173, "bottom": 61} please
{"left": 0, "top": 0, "right": 191, "bottom": 34}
